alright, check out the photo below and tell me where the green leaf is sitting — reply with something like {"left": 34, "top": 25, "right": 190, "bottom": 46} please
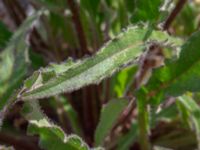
{"left": 155, "top": 104, "right": 178, "bottom": 122}
{"left": 173, "top": 3, "right": 198, "bottom": 36}
{"left": 95, "top": 99, "right": 128, "bottom": 145}
{"left": 80, "top": 0, "right": 100, "bottom": 15}
{"left": 113, "top": 66, "right": 137, "bottom": 97}
{"left": 176, "top": 100, "right": 190, "bottom": 128}
{"left": 0, "top": 10, "right": 44, "bottom": 110}
{"left": 131, "top": 0, "right": 162, "bottom": 23}
{"left": 0, "top": 145, "right": 14, "bottom": 150}
{"left": 136, "top": 88, "right": 151, "bottom": 150}
{"left": 0, "top": 21, "right": 12, "bottom": 48}
{"left": 22, "top": 101, "right": 89, "bottom": 150}
{"left": 117, "top": 122, "right": 138, "bottom": 150}
{"left": 125, "top": 0, "right": 135, "bottom": 13}
{"left": 21, "top": 26, "right": 182, "bottom": 100}
{"left": 147, "top": 30, "right": 200, "bottom": 97}
{"left": 49, "top": 12, "right": 78, "bottom": 48}
{"left": 29, "top": 0, "right": 66, "bottom": 11}
{"left": 56, "top": 96, "right": 82, "bottom": 135}
{"left": 178, "top": 95, "right": 200, "bottom": 149}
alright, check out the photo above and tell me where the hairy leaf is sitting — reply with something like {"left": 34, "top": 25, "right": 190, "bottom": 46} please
{"left": 23, "top": 101, "right": 90, "bottom": 150}
{"left": 21, "top": 26, "right": 182, "bottom": 100}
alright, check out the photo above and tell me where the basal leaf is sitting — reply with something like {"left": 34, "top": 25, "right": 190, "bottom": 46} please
{"left": 21, "top": 26, "right": 182, "bottom": 100}
{"left": 95, "top": 99, "right": 128, "bottom": 145}
{"left": 23, "top": 101, "right": 89, "bottom": 150}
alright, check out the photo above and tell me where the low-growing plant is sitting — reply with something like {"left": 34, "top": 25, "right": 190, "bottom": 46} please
{"left": 0, "top": 0, "right": 200, "bottom": 150}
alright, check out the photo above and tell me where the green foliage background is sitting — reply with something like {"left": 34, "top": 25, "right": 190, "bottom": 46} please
{"left": 0, "top": 0, "right": 200, "bottom": 150}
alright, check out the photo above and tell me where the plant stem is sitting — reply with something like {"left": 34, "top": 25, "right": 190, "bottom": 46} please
{"left": 137, "top": 99, "right": 150, "bottom": 150}
{"left": 163, "top": 0, "right": 187, "bottom": 30}
{"left": 136, "top": 2, "right": 188, "bottom": 147}
{"left": 110, "top": 1, "right": 188, "bottom": 148}
{"left": 67, "top": 0, "right": 89, "bottom": 57}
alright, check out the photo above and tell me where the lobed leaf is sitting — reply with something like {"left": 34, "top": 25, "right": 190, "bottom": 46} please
{"left": 23, "top": 101, "right": 90, "bottom": 150}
